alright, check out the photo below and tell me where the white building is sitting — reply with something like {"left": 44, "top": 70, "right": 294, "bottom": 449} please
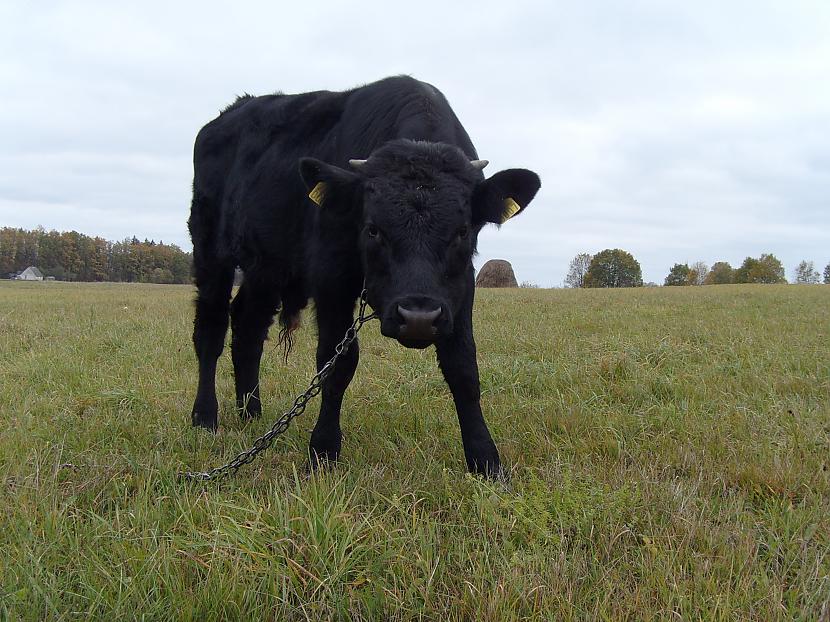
{"left": 16, "top": 266, "right": 44, "bottom": 281}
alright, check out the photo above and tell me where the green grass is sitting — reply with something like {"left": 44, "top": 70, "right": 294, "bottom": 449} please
{"left": 1, "top": 281, "right": 828, "bottom": 620}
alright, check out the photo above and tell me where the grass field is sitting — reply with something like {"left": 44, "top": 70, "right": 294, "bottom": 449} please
{"left": 1, "top": 281, "right": 828, "bottom": 620}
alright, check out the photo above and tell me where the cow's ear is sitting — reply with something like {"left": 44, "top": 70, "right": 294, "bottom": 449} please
{"left": 472, "top": 169, "right": 541, "bottom": 226}
{"left": 299, "top": 158, "right": 360, "bottom": 208}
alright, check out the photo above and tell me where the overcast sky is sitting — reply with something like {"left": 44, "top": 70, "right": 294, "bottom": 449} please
{"left": 1, "top": 1, "right": 828, "bottom": 286}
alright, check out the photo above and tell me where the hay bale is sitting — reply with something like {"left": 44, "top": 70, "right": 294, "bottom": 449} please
{"left": 476, "top": 259, "right": 518, "bottom": 288}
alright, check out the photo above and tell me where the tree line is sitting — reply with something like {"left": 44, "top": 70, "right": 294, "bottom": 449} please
{"left": 565, "top": 250, "right": 830, "bottom": 288}
{"left": 0, "top": 227, "right": 192, "bottom": 283}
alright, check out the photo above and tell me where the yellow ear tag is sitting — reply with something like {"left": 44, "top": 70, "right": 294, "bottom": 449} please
{"left": 501, "top": 197, "right": 521, "bottom": 223}
{"left": 308, "top": 182, "right": 327, "bottom": 206}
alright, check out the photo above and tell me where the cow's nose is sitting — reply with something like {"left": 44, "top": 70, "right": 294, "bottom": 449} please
{"left": 397, "top": 305, "right": 442, "bottom": 341}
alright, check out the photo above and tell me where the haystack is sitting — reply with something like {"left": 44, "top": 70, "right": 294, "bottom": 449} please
{"left": 475, "top": 259, "right": 518, "bottom": 288}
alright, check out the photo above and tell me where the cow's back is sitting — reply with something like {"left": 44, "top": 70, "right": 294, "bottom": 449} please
{"left": 189, "top": 76, "right": 478, "bottom": 269}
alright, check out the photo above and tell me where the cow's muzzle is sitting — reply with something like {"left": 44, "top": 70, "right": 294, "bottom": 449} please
{"left": 397, "top": 305, "right": 441, "bottom": 342}
{"left": 380, "top": 297, "right": 450, "bottom": 348}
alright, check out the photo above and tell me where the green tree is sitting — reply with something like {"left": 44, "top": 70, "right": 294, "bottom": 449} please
{"left": 89, "top": 237, "right": 110, "bottom": 281}
{"left": 734, "top": 254, "right": 786, "bottom": 284}
{"left": 38, "top": 229, "right": 65, "bottom": 277}
{"left": 58, "top": 231, "right": 82, "bottom": 279}
{"left": 664, "top": 263, "right": 691, "bottom": 286}
{"left": 733, "top": 258, "right": 757, "bottom": 283}
{"left": 824, "top": 262, "right": 830, "bottom": 284}
{"left": 21, "top": 229, "right": 38, "bottom": 269}
{"left": 755, "top": 253, "right": 785, "bottom": 283}
{"left": 704, "top": 261, "right": 734, "bottom": 285}
{"left": 0, "top": 228, "right": 19, "bottom": 274}
{"left": 584, "top": 249, "right": 643, "bottom": 288}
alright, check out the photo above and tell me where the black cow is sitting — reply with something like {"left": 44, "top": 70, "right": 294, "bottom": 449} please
{"left": 188, "top": 76, "right": 540, "bottom": 476}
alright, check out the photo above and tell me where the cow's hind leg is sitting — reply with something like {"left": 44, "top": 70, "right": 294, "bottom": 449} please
{"left": 230, "top": 276, "right": 280, "bottom": 419}
{"left": 309, "top": 297, "right": 359, "bottom": 468}
{"left": 191, "top": 259, "right": 234, "bottom": 431}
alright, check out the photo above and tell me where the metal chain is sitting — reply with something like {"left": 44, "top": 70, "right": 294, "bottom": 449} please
{"left": 179, "top": 289, "right": 377, "bottom": 482}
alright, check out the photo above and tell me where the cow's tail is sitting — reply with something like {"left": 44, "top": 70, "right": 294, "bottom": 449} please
{"left": 276, "top": 308, "right": 301, "bottom": 362}
{"left": 275, "top": 280, "right": 307, "bottom": 362}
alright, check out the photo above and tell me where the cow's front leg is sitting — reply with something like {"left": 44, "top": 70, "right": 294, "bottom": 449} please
{"left": 309, "top": 298, "right": 359, "bottom": 468}
{"left": 436, "top": 327, "right": 501, "bottom": 477}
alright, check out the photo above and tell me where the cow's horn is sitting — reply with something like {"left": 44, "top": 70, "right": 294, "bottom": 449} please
{"left": 348, "top": 159, "right": 368, "bottom": 170}
{"left": 470, "top": 159, "right": 489, "bottom": 170}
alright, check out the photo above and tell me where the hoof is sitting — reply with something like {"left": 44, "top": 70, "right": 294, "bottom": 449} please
{"left": 237, "top": 406, "right": 261, "bottom": 420}
{"left": 191, "top": 416, "right": 218, "bottom": 432}
{"left": 470, "top": 462, "right": 502, "bottom": 480}
{"left": 191, "top": 395, "right": 218, "bottom": 431}
{"left": 236, "top": 393, "right": 262, "bottom": 419}
{"left": 191, "top": 408, "right": 218, "bottom": 432}
{"left": 466, "top": 451, "right": 501, "bottom": 480}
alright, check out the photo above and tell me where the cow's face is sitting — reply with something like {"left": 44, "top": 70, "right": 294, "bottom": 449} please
{"left": 300, "top": 141, "right": 540, "bottom": 348}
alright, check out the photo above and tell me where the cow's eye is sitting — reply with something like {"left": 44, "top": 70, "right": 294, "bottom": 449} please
{"left": 457, "top": 226, "right": 469, "bottom": 240}
{"left": 367, "top": 224, "right": 379, "bottom": 238}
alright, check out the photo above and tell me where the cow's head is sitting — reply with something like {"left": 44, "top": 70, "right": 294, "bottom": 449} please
{"left": 300, "top": 140, "right": 540, "bottom": 348}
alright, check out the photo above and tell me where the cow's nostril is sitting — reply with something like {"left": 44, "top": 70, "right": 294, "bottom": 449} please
{"left": 397, "top": 305, "right": 442, "bottom": 339}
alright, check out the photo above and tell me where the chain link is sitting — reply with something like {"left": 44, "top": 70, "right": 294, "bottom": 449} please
{"left": 179, "top": 289, "right": 377, "bottom": 482}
